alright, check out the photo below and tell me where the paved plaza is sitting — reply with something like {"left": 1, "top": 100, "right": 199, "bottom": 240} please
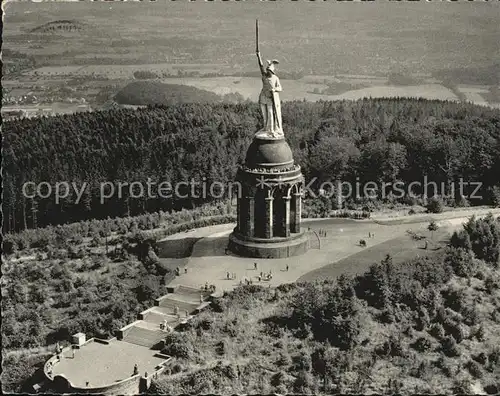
{"left": 161, "top": 219, "right": 439, "bottom": 293}
{"left": 161, "top": 210, "right": 500, "bottom": 293}
{"left": 50, "top": 340, "right": 166, "bottom": 387}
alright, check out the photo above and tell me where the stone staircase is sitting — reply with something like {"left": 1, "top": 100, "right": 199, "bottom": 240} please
{"left": 122, "top": 326, "right": 165, "bottom": 348}
{"left": 120, "top": 285, "right": 212, "bottom": 349}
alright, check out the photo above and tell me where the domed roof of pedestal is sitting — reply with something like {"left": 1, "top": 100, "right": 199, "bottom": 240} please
{"left": 245, "top": 136, "right": 294, "bottom": 168}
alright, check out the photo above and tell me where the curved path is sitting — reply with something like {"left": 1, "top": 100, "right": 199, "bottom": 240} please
{"left": 160, "top": 209, "right": 500, "bottom": 293}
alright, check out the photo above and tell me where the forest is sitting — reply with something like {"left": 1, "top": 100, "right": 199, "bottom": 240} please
{"left": 114, "top": 81, "right": 230, "bottom": 106}
{"left": 3, "top": 98, "right": 500, "bottom": 234}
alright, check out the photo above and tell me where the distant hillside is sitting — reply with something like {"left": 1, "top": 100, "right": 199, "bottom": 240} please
{"left": 30, "top": 19, "right": 86, "bottom": 34}
{"left": 114, "top": 81, "right": 223, "bottom": 106}
{"left": 434, "top": 64, "right": 500, "bottom": 86}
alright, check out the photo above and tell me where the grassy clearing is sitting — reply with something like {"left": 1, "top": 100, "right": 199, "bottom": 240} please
{"left": 299, "top": 227, "right": 449, "bottom": 282}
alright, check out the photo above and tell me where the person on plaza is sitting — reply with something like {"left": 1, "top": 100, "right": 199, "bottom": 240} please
{"left": 56, "top": 342, "right": 62, "bottom": 360}
{"left": 133, "top": 364, "right": 139, "bottom": 376}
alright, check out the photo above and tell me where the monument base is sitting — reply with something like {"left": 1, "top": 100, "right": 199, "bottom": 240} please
{"left": 228, "top": 230, "right": 309, "bottom": 259}
{"left": 254, "top": 130, "right": 284, "bottom": 140}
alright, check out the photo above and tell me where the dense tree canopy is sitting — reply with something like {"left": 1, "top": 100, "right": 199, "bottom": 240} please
{"left": 3, "top": 98, "right": 500, "bottom": 232}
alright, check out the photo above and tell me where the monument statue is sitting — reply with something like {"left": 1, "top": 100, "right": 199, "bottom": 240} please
{"left": 256, "top": 20, "right": 283, "bottom": 139}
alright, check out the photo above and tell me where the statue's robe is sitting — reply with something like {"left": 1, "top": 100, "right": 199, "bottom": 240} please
{"left": 258, "top": 72, "right": 283, "bottom": 137}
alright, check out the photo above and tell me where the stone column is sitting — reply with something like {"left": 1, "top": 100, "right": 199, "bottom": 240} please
{"left": 264, "top": 197, "right": 274, "bottom": 239}
{"left": 245, "top": 196, "right": 255, "bottom": 237}
{"left": 283, "top": 196, "right": 291, "bottom": 237}
{"left": 238, "top": 197, "right": 246, "bottom": 234}
{"left": 236, "top": 197, "right": 241, "bottom": 232}
{"left": 291, "top": 192, "right": 301, "bottom": 233}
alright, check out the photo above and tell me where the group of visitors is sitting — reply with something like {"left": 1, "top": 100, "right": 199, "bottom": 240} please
{"left": 318, "top": 229, "right": 328, "bottom": 237}
{"left": 203, "top": 282, "right": 216, "bottom": 293}
{"left": 175, "top": 267, "right": 189, "bottom": 276}
{"left": 241, "top": 277, "right": 254, "bottom": 285}
{"left": 132, "top": 364, "right": 148, "bottom": 378}
{"left": 226, "top": 271, "right": 236, "bottom": 280}
{"left": 160, "top": 320, "right": 173, "bottom": 333}
{"left": 257, "top": 270, "right": 273, "bottom": 282}
{"left": 55, "top": 342, "right": 62, "bottom": 360}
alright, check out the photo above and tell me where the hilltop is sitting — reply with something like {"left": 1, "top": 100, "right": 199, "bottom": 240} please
{"left": 149, "top": 215, "right": 500, "bottom": 395}
{"left": 29, "top": 20, "right": 87, "bottom": 34}
{"left": 114, "top": 81, "right": 244, "bottom": 106}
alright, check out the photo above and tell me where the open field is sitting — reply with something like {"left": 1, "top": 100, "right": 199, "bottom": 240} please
{"left": 4, "top": 1, "right": 499, "bottom": 75}
{"left": 4, "top": 1, "right": 499, "bottom": 109}
{"left": 8, "top": 64, "right": 499, "bottom": 107}
{"left": 26, "top": 63, "right": 232, "bottom": 79}
{"left": 457, "top": 84, "right": 495, "bottom": 107}
{"left": 298, "top": 228, "right": 448, "bottom": 283}
{"left": 153, "top": 78, "right": 461, "bottom": 103}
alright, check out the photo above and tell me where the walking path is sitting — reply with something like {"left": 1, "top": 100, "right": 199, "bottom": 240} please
{"left": 162, "top": 209, "right": 500, "bottom": 293}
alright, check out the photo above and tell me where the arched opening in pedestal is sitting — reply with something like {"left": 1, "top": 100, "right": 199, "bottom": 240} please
{"left": 290, "top": 186, "right": 302, "bottom": 234}
{"left": 254, "top": 188, "right": 267, "bottom": 238}
{"left": 273, "top": 195, "right": 284, "bottom": 237}
{"left": 272, "top": 188, "right": 290, "bottom": 238}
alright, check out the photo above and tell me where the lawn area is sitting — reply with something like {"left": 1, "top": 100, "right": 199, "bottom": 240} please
{"left": 298, "top": 228, "right": 449, "bottom": 283}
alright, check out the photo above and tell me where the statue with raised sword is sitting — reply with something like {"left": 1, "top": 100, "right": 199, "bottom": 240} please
{"left": 255, "top": 19, "right": 284, "bottom": 139}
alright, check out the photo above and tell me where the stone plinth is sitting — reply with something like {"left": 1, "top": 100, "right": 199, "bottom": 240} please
{"left": 229, "top": 135, "right": 307, "bottom": 258}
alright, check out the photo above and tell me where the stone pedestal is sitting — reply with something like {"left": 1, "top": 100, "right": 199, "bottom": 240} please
{"left": 228, "top": 135, "right": 308, "bottom": 258}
